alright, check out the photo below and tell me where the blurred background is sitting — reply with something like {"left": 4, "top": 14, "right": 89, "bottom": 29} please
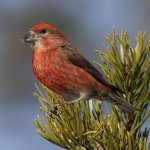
{"left": 0, "top": 0, "right": 149, "bottom": 149}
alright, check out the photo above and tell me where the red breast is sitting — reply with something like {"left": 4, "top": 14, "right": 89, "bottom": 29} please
{"left": 32, "top": 48, "right": 99, "bottom": 96}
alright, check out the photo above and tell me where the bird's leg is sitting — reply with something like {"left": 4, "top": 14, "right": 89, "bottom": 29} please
{"left": 47, "top": 101, "right": 61, "bottom": 117}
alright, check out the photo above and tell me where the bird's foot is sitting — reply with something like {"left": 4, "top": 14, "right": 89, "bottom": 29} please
{"left": 47, "top": 101, "right": 61, "bottom": 117}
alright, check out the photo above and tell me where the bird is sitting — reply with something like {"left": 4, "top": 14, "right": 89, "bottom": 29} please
{"left": 24, "top": 22, "right": 139, "bottom": 113}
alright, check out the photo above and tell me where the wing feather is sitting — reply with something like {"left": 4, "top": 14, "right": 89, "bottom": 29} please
{"left": 61, "top": 43, "right": 123, "bottom": 93}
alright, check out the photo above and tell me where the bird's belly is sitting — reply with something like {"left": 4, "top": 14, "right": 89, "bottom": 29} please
{"left": 32, "top": 57, "right": 98, "bottom": 99}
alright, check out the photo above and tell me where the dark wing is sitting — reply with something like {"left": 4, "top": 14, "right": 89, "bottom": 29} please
{"left": 61, "top": 43, "right": 123, "bottom": 93}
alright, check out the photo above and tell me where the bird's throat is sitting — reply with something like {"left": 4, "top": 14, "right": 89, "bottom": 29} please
{"left": 34, "top": 37, "right": 67, "bottom": 53}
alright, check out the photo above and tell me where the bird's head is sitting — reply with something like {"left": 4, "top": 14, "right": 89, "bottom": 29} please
{"left": 24, "top": 22, "right": 68, "bottom": 51}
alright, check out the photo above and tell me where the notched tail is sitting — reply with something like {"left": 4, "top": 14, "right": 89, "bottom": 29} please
{"left": 109, "top": 94, "right": 141, "bottom": 113}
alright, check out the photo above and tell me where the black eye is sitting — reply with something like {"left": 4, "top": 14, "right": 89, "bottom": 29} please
{"left": 39, "top": 29, "right": 47, "bottom": 34}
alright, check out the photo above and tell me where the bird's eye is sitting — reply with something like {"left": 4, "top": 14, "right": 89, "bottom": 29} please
{"left": 39, "top": 29, "right": 47, "bottom": 34}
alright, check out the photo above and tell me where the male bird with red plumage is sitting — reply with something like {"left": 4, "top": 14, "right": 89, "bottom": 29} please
{"left": 24, "top": 22, "right": 139, "bottom": 113}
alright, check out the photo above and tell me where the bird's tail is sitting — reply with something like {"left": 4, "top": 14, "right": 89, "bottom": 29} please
{"left": 99, "top": 93, "right": 140, "bottom": 113}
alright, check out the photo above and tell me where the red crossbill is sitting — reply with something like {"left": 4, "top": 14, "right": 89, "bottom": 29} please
{"left": 24, "top": 22, "right": 139, "bottom": 113}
